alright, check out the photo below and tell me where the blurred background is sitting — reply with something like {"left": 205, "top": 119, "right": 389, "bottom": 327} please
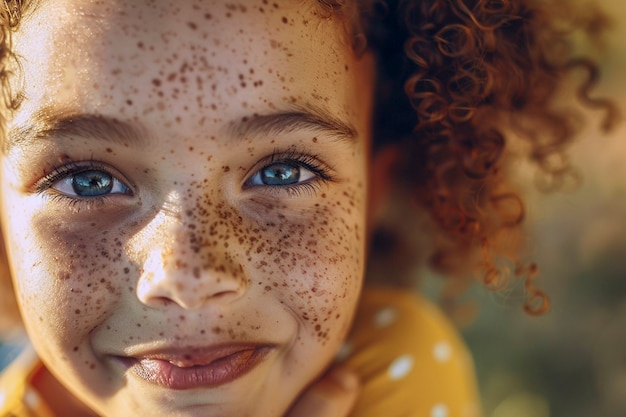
{"left": 444, "top": 1, "right": 626, "bottom": 416}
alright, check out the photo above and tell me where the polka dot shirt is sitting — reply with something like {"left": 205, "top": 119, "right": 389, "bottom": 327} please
{"left": 337, "top": 286, "right": 482, "bottom": 417}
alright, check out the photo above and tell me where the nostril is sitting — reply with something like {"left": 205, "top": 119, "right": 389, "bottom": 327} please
{"left": 137, "top": 246, "right": 248, "bottom": 310}
{"left": 212, "top": 289, "right": 243, "bottom": 301}
{"left": 151, "top": 297, "right": 179, "bottom": 308}
{"left": 137, "top": 265, "right": 247, "bottom": 310}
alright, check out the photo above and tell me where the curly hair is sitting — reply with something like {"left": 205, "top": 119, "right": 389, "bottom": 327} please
{"left": 320, "top": 0, "right": 617, "bottom": 315}
{"left": 0, "top": 0, "right": 618, "bottom": 333}
{"left": 0, "top": 0, "right": 28, "bottom": 333}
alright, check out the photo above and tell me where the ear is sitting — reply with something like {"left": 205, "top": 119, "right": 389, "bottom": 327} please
{"left": 367, "top": 144, "right": 398, "bottom": 227}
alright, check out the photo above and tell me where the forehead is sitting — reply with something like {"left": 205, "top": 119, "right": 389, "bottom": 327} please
{"left": 17, "top": 0, "right": 348, "bottom": 65}
{"left": 16, "top": 0, "right": 346, "bottom": 74}
{"left": 22, "top": 0, "right": 335, "bottom": 27}
{"left": 10, "top": 0, "right": 365, "bottom": 143}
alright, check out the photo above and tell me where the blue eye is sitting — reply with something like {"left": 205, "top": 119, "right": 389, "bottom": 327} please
{"left": 52, "top": 169, "right": 130, "bottom": 197}
{"left": 248, "top": 162, "right": 316, "bottom": 186}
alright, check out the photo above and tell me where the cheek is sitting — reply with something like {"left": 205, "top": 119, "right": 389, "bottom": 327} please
{"left": 249, "top": 186, "right": 366, "bottom": 344}
{"left": 10, "top": 212, "right": 132, "bottom": 343}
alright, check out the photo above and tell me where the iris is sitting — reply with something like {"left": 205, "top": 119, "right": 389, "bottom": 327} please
{"left": 260, "top": 163, "right": 300, "bottom": 185}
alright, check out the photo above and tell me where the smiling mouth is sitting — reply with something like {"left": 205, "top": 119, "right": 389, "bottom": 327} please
{"left": 119, "top": 345, "right": 274, "bottom": 390}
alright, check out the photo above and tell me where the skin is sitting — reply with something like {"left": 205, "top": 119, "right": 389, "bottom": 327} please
{"left": 0, "top": 1, "right": 375, "bottom": 416}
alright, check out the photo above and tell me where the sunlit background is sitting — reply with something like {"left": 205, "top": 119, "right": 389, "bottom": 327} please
{"left": 449, "top": 1, "right": 626, "bottom": 416}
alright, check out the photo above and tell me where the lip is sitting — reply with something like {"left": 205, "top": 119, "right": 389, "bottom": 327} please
{"left": 118, "top": 344, "right": 274, "bottom": 390}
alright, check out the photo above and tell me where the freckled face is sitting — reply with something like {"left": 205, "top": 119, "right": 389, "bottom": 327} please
{"left": 0, "top": 0, "right": 374, "bottom": 416}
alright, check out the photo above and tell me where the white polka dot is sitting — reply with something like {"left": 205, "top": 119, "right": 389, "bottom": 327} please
{"left": 433, "top": 341, "right": 452, "bottom": 363}
{"left": 374, "top": 307, "right": 397, "bottom": 328}
{"left": 24, "top": 389, "right": 40, "bottom": 408}
{"left": 335, "top": 342, "right": 353, "bottom": 362}
{"left": 431, "top": 403, "right": 449, "bottom": 417}
{"left": 387, "top": 354, "right": 414, "bottom": 380}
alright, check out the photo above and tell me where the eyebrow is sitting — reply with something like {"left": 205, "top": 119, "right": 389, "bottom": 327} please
{"left": 227, "top": 103, "right": 358, "bottom": 144}
{"left": 5, "top": 109, "right": 148, "bottom": 153}
{"left": 5, "top": 103, "right": 358, "bottom": 153}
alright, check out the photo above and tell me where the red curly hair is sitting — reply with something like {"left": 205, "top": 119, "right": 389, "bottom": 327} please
{"left": 0, "top": 0, "right": 617, "bottom": 332}
{"left": 320, "top": 0, "right": 617, "bottom": 315}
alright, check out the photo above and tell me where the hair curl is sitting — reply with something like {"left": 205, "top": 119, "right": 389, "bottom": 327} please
{"left": 321, "top": 0, "right": 617, "bottom": 315}
{"left": 0, "top": 0, "right": 29, "bottom": 333}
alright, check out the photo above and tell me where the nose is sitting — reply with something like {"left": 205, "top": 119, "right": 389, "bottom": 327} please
{"left": 137, "top": 249, "right": 246, "bottom": 310}
{"left": 136, "top": 213, "right": 247, "bottom": 310}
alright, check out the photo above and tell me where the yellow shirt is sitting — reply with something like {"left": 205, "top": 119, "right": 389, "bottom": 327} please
{"left": 342, "top": 286, "right": 481, "bottom": 417}
{"left": 0, "top": 287, "right": 480, "bottom": 417}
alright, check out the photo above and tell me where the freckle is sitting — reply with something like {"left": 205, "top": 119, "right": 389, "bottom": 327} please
{"left": 281, "top": 16, "right": 288, "bottom": 24}
{"left": 75, "top": 309, "right": 81, "bottom": 314}
{"left": 126, "top": 99, "right": 133, "bottom": 106}
{"left": 204, "top": 13, "right": 212, "bottom": 19}
{"left": 137, "top": 41, "right": 144, "bottom": 49}
{"left": 73, "top": 346, "right": 79, "bottom": 352}
{"left": 187, "top": 21, "right": 197, "bottom": 30}
{"left": 152, "top": 78, "right": 162, "bottom": 87}
{"left": 312, "top": 137, "right": 318, "bottom": 143}
{"left": 105, "top": 147, "right": 113, "bottom": 153}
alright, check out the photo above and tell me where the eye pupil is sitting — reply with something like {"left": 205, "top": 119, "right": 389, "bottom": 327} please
{"left": 261, "top": 163, "right": 300, "bottom": 185}
{"left": 72, "top": 170, "right": 114, "bottom": 196}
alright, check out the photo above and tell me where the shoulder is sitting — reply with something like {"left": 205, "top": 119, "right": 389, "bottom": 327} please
{"left": 0, "top": 342, "right": 54, "bottom": 417}
{"left": 340, "top": 286, "right": 482, "bottom": 417}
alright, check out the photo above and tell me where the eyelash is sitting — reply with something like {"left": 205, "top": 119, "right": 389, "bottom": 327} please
{"left": 34, "top": 149, "right": 334, "bottom": 209}
{"left": 35, "top": 161, "right": 131, "bottom": 209}
{"left": 244, "top": 149, "right": 335, "bottom": 196}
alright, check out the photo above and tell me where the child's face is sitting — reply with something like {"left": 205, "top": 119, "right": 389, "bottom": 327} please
{"left": 0, "top": 1, "right": 374, "bottom": 416}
